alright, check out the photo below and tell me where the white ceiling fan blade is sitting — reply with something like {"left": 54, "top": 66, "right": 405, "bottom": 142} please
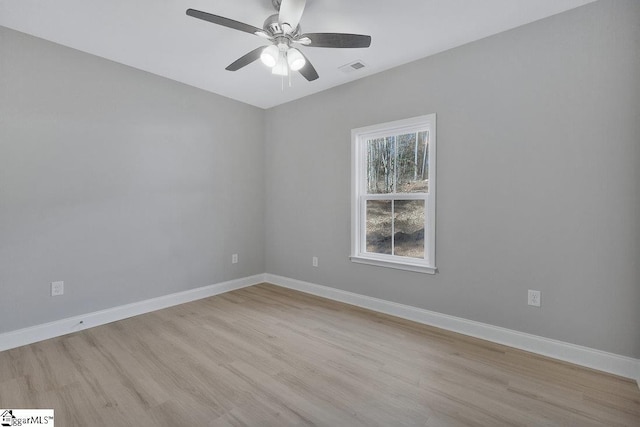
{"left": 278, "top": 0, "right": 306, "bottom": 34}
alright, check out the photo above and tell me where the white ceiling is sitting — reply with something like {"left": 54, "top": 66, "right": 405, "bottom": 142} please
{"left": 0, "top": 0, "right": 596, "bottom": 109}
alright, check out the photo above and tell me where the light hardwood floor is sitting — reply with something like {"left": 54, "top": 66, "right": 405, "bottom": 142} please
{"left": 0, "top": 283, "right": 638, "bottom": 426}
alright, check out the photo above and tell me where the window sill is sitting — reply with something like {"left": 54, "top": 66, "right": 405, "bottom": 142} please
{"left": 350, "top": 256, "right": 437, "bottom": 274}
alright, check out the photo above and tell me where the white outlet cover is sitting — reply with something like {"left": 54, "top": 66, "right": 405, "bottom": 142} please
{"left": 528, "top": 290, "right": 541, "bottom": 307}
{"left": 51, "top": 281, "right": 64, "bottom": 296}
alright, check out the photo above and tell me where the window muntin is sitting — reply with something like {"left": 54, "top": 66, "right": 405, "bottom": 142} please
{"left": 351, "top": 115, "right": 436, "bottom": 274}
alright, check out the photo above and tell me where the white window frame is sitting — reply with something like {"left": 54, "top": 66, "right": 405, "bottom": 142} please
{"left": 350, "top": 114, "right": 437, "bottom": 274}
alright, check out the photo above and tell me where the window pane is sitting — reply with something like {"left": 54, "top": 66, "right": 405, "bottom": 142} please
{"left": 396, "top": 131, "right": 429, "bottom": 193}
{"left": 366, "top": 200, "right": 392, "bottom": 254}
{"left": 393, "top": 200, "right": 425, "bottom": 259}
{"left": 366, "top": 137, "right": 395, "bottom": 194}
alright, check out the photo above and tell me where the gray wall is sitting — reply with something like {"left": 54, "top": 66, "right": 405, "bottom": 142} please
{"left": 265, "top": 0, "right": 640, "bottom": 358}
{"left": 0, "top": 27, "right": 265, "bottom": 333}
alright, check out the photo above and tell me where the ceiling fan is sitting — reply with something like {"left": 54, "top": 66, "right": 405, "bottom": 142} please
{"left": 186, "top": 0, "right": 372, "bottom": 82}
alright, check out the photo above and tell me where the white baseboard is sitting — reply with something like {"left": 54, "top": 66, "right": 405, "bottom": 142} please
{"left": 0, "top": 274, "right": 265, "bottom": 352}
{"left": 265, "top": 274, "right": 640, "bottom": 386}
{"left": 2, "top": 272, "right": 638, "bottom": 389}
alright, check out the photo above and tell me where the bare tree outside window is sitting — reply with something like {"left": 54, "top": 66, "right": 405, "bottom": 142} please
{"left": 365, "top": 131, "right": 429, "bottom": 258}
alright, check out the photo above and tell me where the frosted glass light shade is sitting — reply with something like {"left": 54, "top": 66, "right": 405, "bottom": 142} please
{"left": 260, "top": 45, "right": 279, "bottom": 68}
{"left": 272, "top": 54, "right": 289, "bottom": 76}
{"left": 287, "top": 48, "right": 306, "bottom": 71}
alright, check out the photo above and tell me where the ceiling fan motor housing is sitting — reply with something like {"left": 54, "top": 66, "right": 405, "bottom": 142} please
{"left": 263, "top": 13, "right": 300, "bottom": 38}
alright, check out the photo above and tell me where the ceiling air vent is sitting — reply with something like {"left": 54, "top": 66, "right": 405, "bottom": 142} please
{"left": 339, "top": 60, "right": 367, "bottom": 73}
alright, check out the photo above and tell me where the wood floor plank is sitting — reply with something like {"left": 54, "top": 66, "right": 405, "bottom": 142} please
{"left": 0, "top": 283, "right": 638, "bottom": 426}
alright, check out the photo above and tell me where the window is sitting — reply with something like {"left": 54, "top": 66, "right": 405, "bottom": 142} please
{"left": 350, "top": 114, "right": 436, "bottom": 274}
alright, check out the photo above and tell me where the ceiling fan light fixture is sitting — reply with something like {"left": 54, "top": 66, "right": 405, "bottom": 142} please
{"left": 260, "top": 45, "right": 279, "bottom": 67}
{"left": 287, "top": 48, "right": 306, "bottom": 71}
{"left": 272, "top": 53, "right": 289, "bottom": 76}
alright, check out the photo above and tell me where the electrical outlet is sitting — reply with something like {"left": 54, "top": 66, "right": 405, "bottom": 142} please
{"left": 232, "top": 254, "right": 238, "bottom": 264}
{"left": 51, "top": 281, "right": 64, "bottom": 296}
{"left": 528, "top": 290, "right": 541, "bottom": 307}
{"left": 312, "top": 256, "right": 318, "bottom": 267}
